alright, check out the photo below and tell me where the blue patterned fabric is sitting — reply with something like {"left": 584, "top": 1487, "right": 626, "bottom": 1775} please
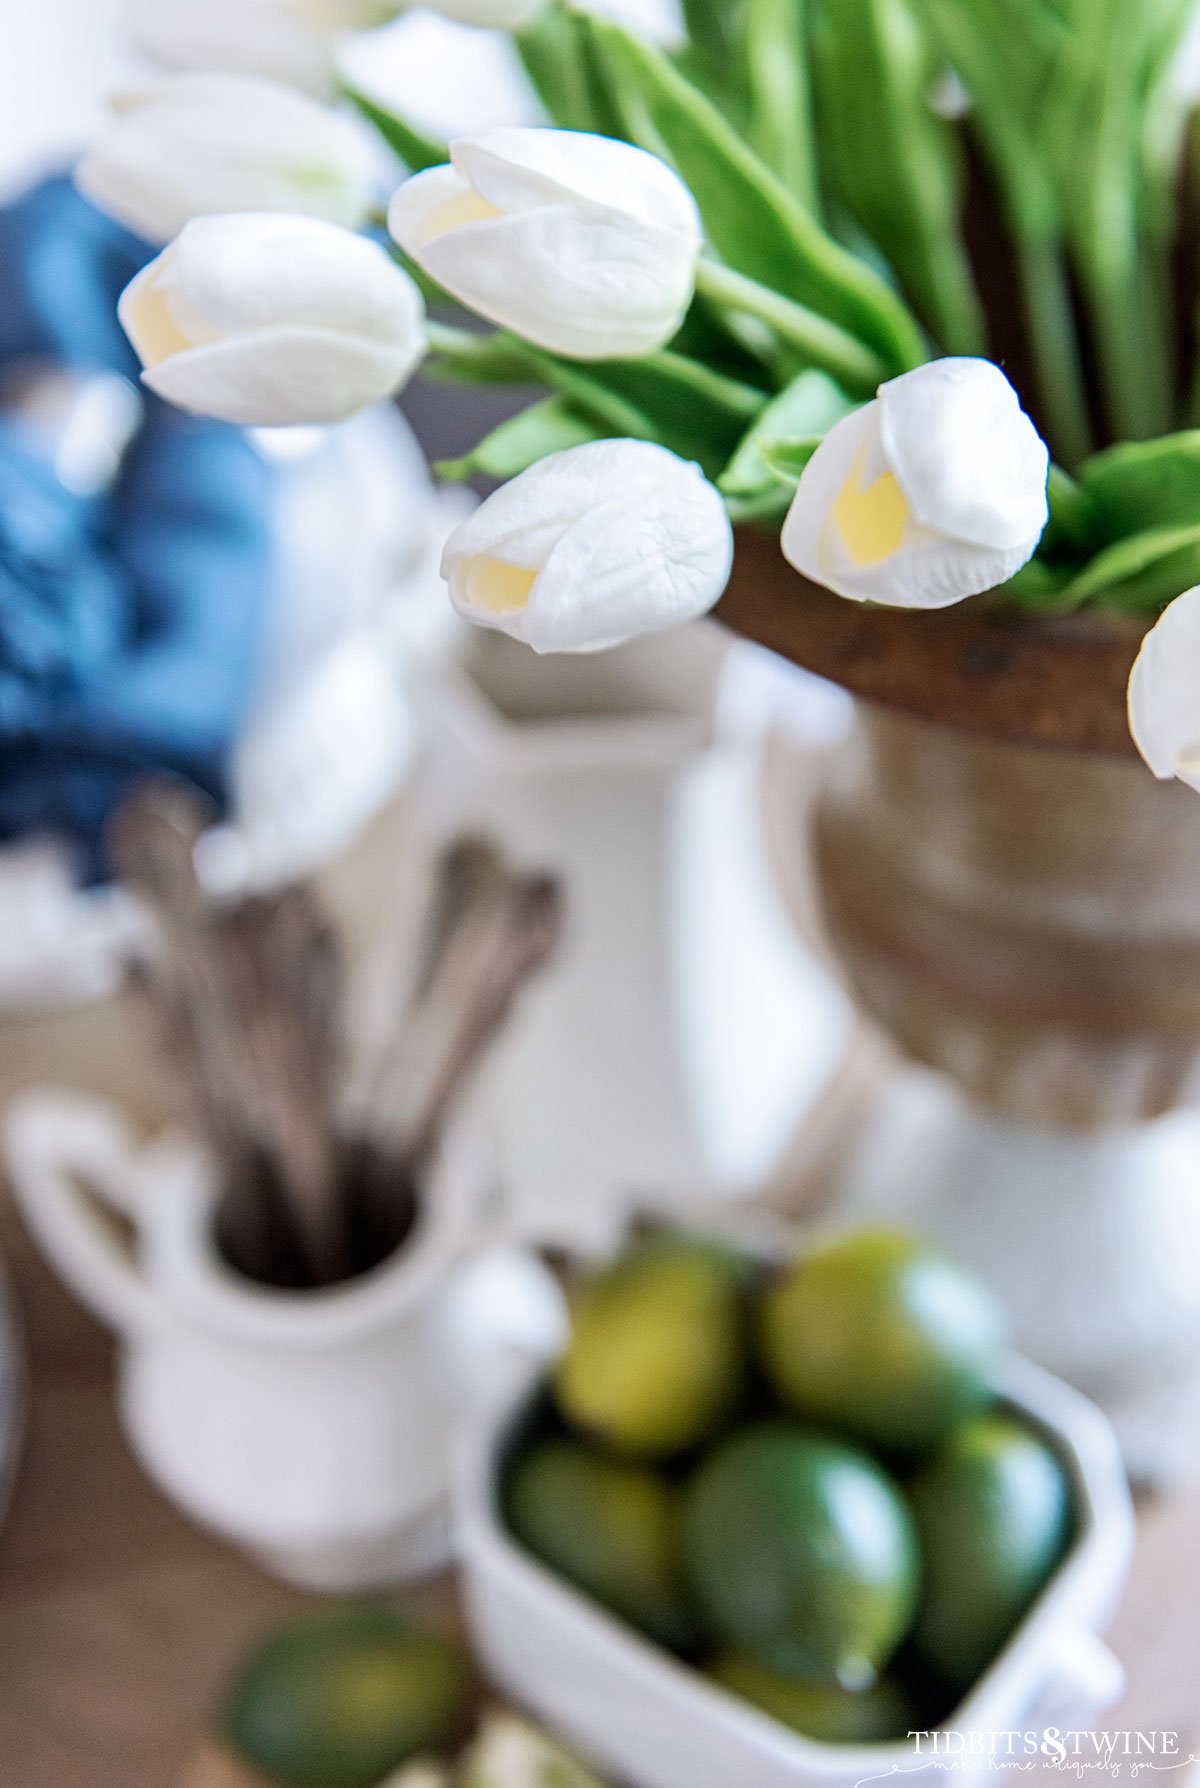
{"left": 0, "top": 178, "right": 273, "bottom": 881}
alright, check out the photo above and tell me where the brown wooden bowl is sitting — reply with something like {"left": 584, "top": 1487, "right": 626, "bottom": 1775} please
{"left": 716, "top": 526, "right": 1148, "bottom": 757}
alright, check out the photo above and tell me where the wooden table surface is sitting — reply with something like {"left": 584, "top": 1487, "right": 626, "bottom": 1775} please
{"left": 1, "top": 795, "right": 1198, "bottom": 1786}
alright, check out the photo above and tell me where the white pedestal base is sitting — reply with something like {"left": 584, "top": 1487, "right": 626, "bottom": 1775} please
{"left": 835, "top": 1071, "right": 1200, "bottom": 1486}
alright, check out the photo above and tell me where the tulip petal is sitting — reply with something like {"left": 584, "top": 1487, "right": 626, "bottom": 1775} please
{"left": 442, "top": 438, "right": 732, "bottom": 653}
{"left": 1128, "top": 586, "right": 1200, "bottom": 788}
{"left": 119, "top": 215, "right": 425, "bottom": 425}
{"left": 451, "top": 128, "right": 701, "bottom": 242}
{"left": 138, "top": 324, "right": 420, "bottom": 425}
{"left": 782, "top": 399, "right": 1040, "bottom": 607}
{"left": 838, "top": 527, "right": 1039, "bottom": 608}
{"left": 170, "top": 213, "right": 422, "bottom": 346}
{"left": 879, "top": 358, "right": 1048, "bottom": 551}
{"left": 527, "top": 474, "right": 732, "bottom": 651}
{"left": 442, "top": 435, "right": 669, "bottom": 566}
{"left": 388, "top": 164, "right": 483, "bottom": 252}
{"left": 389, "top": 128, "right": 701, "bottom": 358}
{"left": 781, "top": 403, "right": 878, "bottom": 583}
{"left": 415, "top": 203, "right": 696, "bottom": 356}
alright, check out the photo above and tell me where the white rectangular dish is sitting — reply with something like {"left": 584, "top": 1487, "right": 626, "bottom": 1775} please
{"left": 456, "top": 1352, "right": 1135, "bottom": 1788}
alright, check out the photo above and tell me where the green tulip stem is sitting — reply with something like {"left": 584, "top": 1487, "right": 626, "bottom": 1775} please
{"left": 694, "top": 258, "right": 887, "bottom": 395}
{"left": 424, "top": 320, "right": 493, "bottom": 357}
{"left": 1013, "top": 236, "right": 1095, "bottom": 472}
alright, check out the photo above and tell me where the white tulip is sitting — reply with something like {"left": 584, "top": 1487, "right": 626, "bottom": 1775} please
{"left": 440, "top": 438, "right": 733, "bottom": 653}
{"left": 131, "top": 0, "right": 401, "bottom": 95}
{"left": 118, "top": 213, "right": 425, "bottom": 426}
{"left": 77, "top": 76, "right": 378, "bottom": 246}
{"left": 782, "top": 357, "right": 1049, "bottom": 608}
{"left": 399, "top": 0, "right": 544, "bottom": 25}
{"left": 389, "top": 128, "right": 702, "bottom": 359}
{"left": 1128, "top": 587, "right": 1200, "bottom": 791}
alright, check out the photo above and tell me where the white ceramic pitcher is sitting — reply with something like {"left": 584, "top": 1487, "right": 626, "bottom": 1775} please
{"left": 4, "top": 1088, "right": 566, "bottom": 1590}
{"left": 406, "top": 620, "right": 853, "bottom": 1249}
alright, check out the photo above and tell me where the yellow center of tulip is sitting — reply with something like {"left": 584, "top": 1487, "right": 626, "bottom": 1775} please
{"left": 123, "top": 276, "right": 198, "bottom": 367}
{"left": 833, "top": 444, "right": 910, "bottom": 566}
{"left": 420, "top": 187, "right": 503, "bottom": 244}
{"left": 465, "top": 557, "right": 538, "bottom": 614}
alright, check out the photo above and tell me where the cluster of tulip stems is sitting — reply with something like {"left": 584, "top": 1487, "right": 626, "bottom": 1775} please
{"left": 77, "top": 0, "right": 1200, "bottom": 785}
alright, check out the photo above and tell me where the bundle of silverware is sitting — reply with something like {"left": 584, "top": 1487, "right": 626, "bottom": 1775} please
{"left": 110, "top": 784, "right": 562, "bottom": 1289}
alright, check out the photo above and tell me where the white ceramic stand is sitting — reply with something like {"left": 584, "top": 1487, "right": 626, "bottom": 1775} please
{"left": 836, "top": 1068, "right": 1200, "bottom": 1486}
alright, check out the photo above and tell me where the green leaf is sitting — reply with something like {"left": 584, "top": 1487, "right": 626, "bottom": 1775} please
{"left": 515, "top": 6, "right": 624, "bottom": 135}
{"left": 496, "top": 349, "right": 656, "bottom": 439}
{"left": 1042, "top": 463, "right": 1100, "bottom": 555}
{"left": 606, "top": 350, "right": 767, "bottom": 423}
{"left": 422, "top": 324, "right": 542, "bottom": 386}
{"left": 999, "top": 555, "right": 1077, "bottom": 610}
{"left": 435, "top": 399, "right": 602, "bottom": 482}
{"left": 1094, "top": 541, "right": 1200, "bottom": 611}
{"left": 1044, "top": 0, "right": 1186, "bottom": 441}
{"left": 340, "top": 83, "right": 447, "bottom": 172}
{"left": 759, "top": 438, "right": 822, "bottom": 481}
{"left": 725, "top": 487, "right": 795, "bottom": 523}
{"left": 1061, "top": 521, "right": 1200, "bottom": 606}
{"left": 577, "top": 13, "right": 926, "bottom": 372}
{"left": 583, "top": 350, "right": 767, "bottom": 473}
{"left": 809, "top": 0, "right": 986, "bottom": 355}
{"left": 905, "top": 0, "right": 1093, "bottom": 464}
{"left": 719, "top": 368, "right": 853, "bottom": 496}
{"left": 426, "top": 321, "right": 764, "bottom": 475}
{"left": 424, "top": 323, "right": 660, "bottom": 444}
{"left": 908, "top": 0, "right": 1067, "bottom": 167}
{"left": 910, "top": 0, "right": 1193, "bottom": 450}
{"left": 739, "top": 0, "right": 820, "bottom": 209}
{"left": 678, "top": 0, "right": 738, "bottom": 72}
{"left": 1080, "top": 433, "right": 1200, "bottom": 539}
{"left": 516, "top": 7, "right": 588, "bottom": 126}
{"left": 694, "top": 258, "right": 886, "bottom": 391}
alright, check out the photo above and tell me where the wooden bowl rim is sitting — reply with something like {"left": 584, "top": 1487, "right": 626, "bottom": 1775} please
{"left": 716, "top": 527, "right": 1149, "bottom": 756}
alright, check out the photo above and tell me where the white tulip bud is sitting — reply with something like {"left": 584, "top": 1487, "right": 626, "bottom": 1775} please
{"left": 131, "top": 0, "right": 401, "bottom": 95}
{"left": 782, "top": 357, "right": 1049, "bottom": 608}
{"left": 77, "top": 76, "right": 378, "bottom": 247}
{"left": 1128, "top": 587, "right": 1200, "bottom": 791}
{"left": 118, "top": 213, "right": 425, "bottom": 426}
{"left": 441, "top": 438, "right": 733, "bottom": 653}
{"left": 389, "top": 128, "right": 702, "bottom": 359}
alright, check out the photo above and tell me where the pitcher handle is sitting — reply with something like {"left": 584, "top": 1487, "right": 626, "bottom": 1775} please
{"left": 441, "top": 1242, "right": 568, "bottom": 1408}
{"left": 4, "top": 1090, "right": 161, "bottom": 1336}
